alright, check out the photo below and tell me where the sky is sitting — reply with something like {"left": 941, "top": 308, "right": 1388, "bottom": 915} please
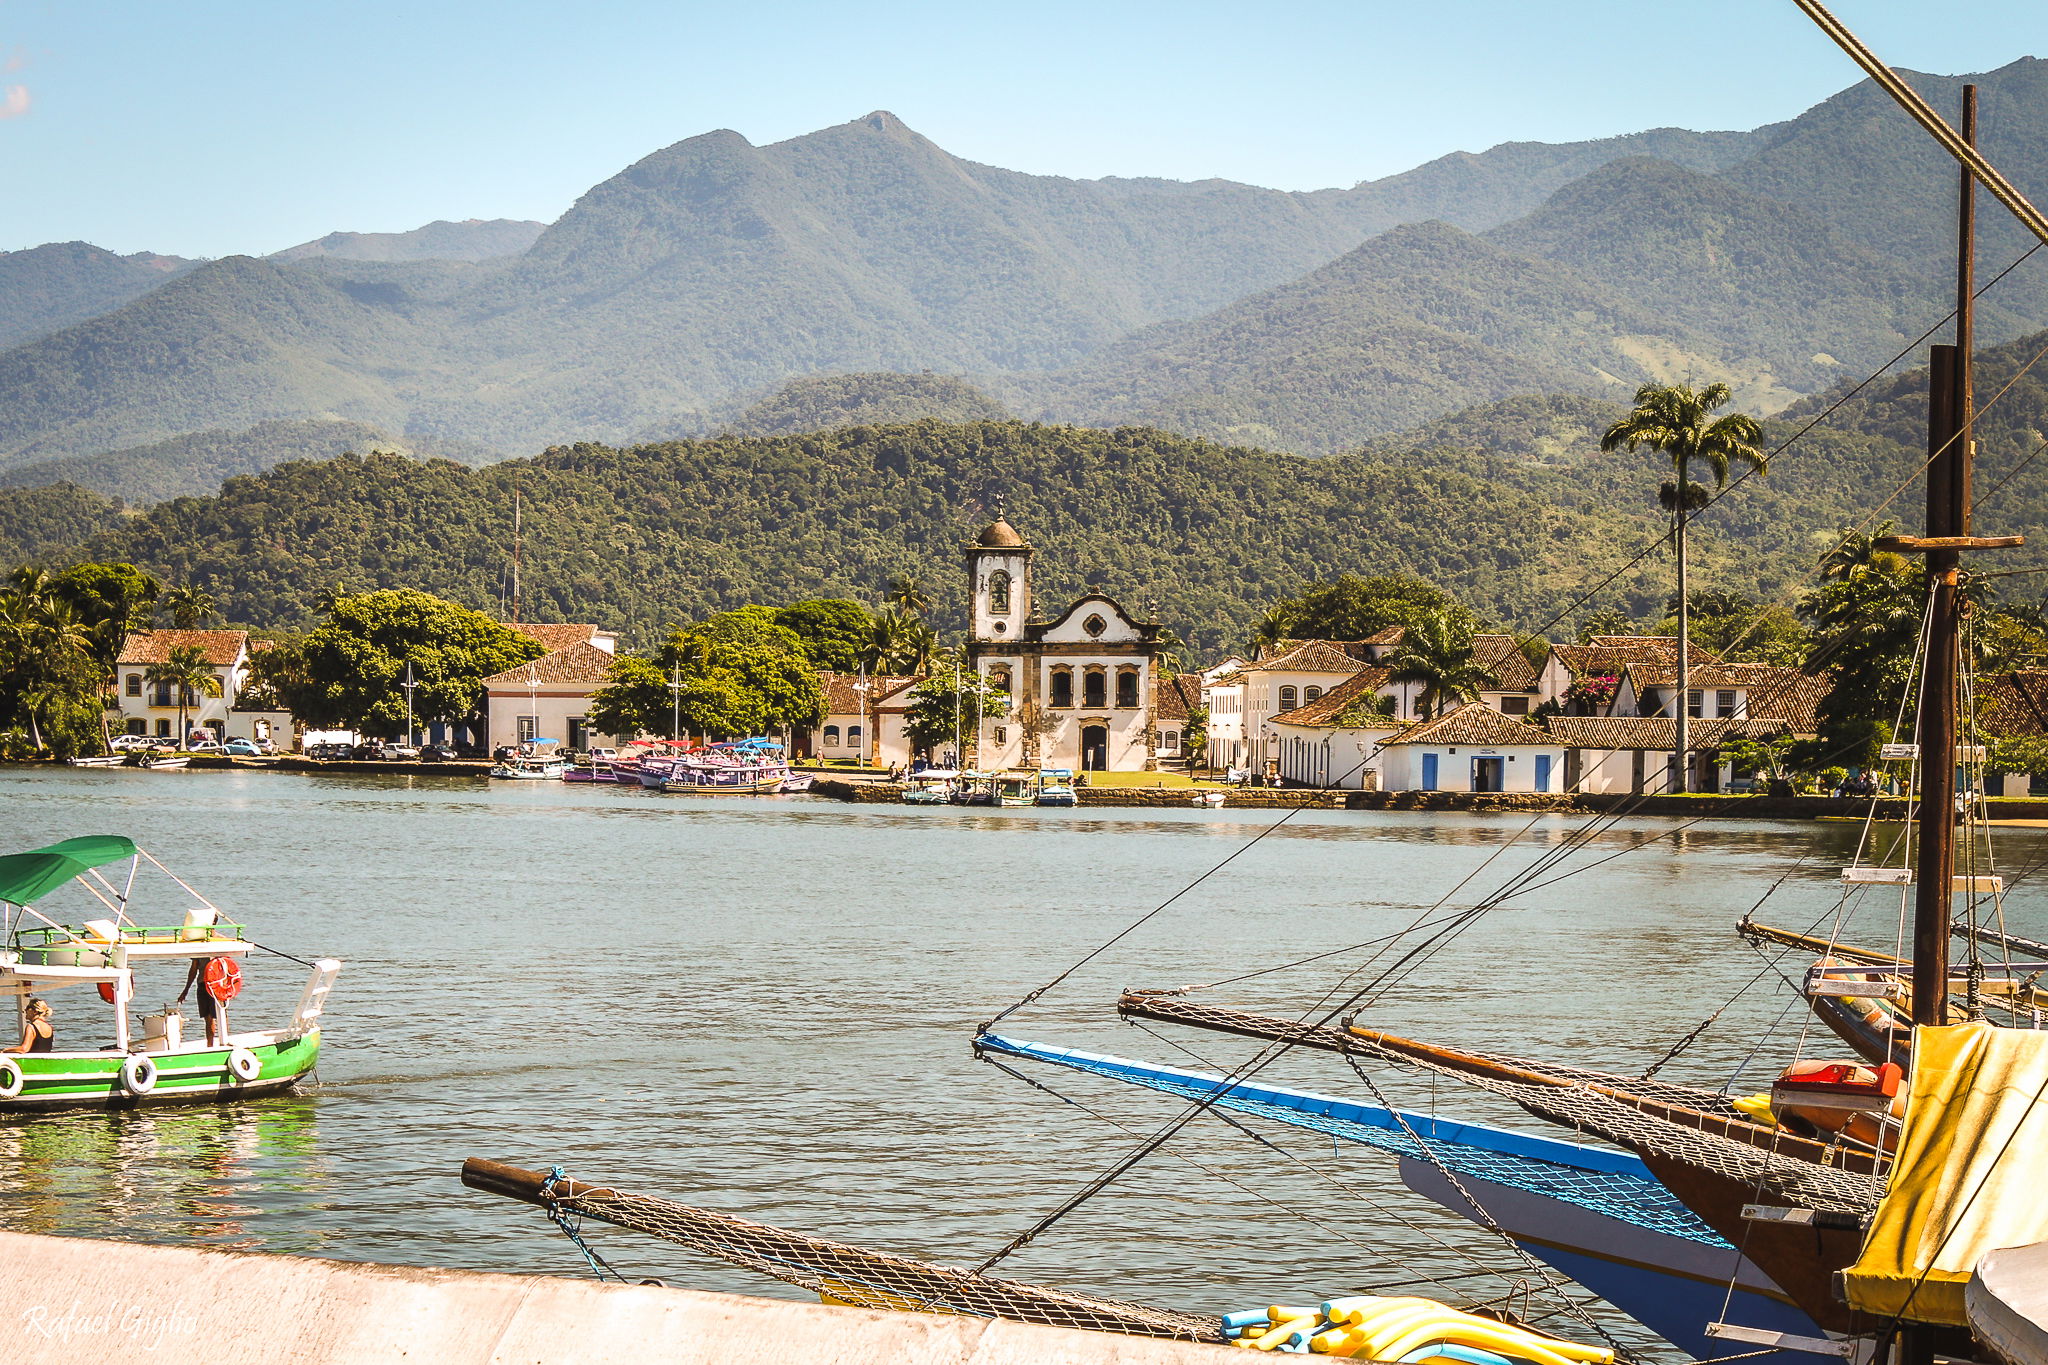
{"left": 3, "top": 1, "right": 2044, "bottom": 258}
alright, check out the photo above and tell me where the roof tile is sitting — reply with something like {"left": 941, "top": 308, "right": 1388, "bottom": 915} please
{"left": 1389, "top": 701, "right": 1555, "bottom": 748}
{"left": 118, "top": 629, "right": 248, "bottom": 667}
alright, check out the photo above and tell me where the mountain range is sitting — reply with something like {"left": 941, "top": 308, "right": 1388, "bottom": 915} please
{"left": 0, "top": 59, "right": 2044, "bottom": 500}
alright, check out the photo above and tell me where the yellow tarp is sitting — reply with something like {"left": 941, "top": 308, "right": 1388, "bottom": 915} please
{"left": 1841, "top": 1022, "right": 2048, "bottom": 1326}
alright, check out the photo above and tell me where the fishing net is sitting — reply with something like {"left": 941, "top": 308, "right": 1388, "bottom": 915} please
{"left": 506, "top": 1165, "right": 1224, "bottom": 1341}
{"left": 1119, "top": 993, "right": 1885, "bottom": 1219}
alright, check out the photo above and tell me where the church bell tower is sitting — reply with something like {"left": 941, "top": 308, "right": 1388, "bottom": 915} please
{"left": 966, "top": 503, "right": 1033, "bottom": 643}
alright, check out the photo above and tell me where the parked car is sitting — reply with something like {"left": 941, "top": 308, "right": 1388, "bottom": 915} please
{"left": 184, "top": 739, "right": 224, "bottom": 755}
{"left": 383, "top": 743, "right": 421, "bottom": 760}
{"left": 110, "top": 734, "right": 157, "bottom": 752}
{"left": 417, "top": 743, "right": 456, "bottom": 762}
{"left": 303, "top": 741, "right": 351, "bottom": 760}
{"left": 221, "top": 738, "right": 264, "bottom": 757}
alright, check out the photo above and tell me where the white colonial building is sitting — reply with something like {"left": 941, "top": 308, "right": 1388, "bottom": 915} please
{"left": 483, "top": 624, "right": 621, "bottom": 751}
{"left": 963, "top": 514, "right": 1164, "bottom": 771}
{"left": 1266, "top": 676, "right": 1565, "bottom": 793}
{"left": 799, "top": 673, "right": 920, "bottom": 769}
{"left": 112, "top": 629, "right": 276, "bottom": 745}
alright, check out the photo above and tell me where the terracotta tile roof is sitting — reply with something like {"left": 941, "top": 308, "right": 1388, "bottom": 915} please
{"left": 1258, "top": 638, "right": 1374, "bottom": 662}
{"left": 1620, "top": 662, "right": 1828, "bottom": 731}
{"left": 1977, "top": 671, "right": 2048, "bottom": 740}
{"left": 1389, "top": 701, "right": 1555, "bottom": 748}
{"left": 1245, "top": 640, "right": 1376, "bottom": 674}
{"left": 482, "top": 641, "right": 617, "bottom": 686}
{"left": 505, "top": 623, "right": 602, "bottom": 652}
{"left": 1549, "top": 635, "right": 1720, "bottom": 678}
{"left": 817, "top": 672, "right": 919, "bottom": 715}
{"left": 1543, "top": 716, "right": 1791, "bottom": 749}
{"left": 1471, "top": 635, "right": 1538, "bottom": 692}
{"left": 1269, "top": 667, "right": 1394, "bottom": 726}
{"left": 1153, "top": 674, "right": 1202, "bottom": 721}
{"left": 1361, "top": 626, "right": 1407, "bottom": 646}
{"left": 118, "top": 629, "right": 248, "bottom": 667}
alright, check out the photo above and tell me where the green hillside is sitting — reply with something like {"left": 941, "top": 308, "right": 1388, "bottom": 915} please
{"left": 0, "top": 242, "right": 194, "bottom": 351}
{"left": 270, "top": 218, "right": 546, "bottom": 263}
{"left": 0, "top": 422, "right": 1683, "bottom": 651}
{"left": 1024, "top": 220, "right": 1750, "bottom": 451}
{"left": 721, "top": 373, "right": 1012, "bottom": 436}
{"left": 0, "top": 418, "right": 414, "bottom": 502}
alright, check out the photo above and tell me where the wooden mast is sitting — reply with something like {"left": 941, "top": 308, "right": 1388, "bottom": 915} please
{"left": 1910, "top": 87, "right": 1976, "bottom": 1030}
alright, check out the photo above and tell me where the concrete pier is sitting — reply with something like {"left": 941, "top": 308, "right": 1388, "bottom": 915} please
{"left": 0, "top": 1230, "right": 1237, "bottom": 1363}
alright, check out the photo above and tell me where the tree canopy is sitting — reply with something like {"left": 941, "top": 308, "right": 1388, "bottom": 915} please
{"left": 1254, "top": 574, "right": 1475, "bottom": 649}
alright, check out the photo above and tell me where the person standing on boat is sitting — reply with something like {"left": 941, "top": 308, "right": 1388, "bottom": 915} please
{"left": 6, "top": 998, "right": 53, "bottom": 1053}
{"left": 178, "top": 958, "right": 228, "bottom": 1047}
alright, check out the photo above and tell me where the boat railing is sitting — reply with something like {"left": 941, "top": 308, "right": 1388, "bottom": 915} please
{"left": 13, "top": 922, "right": 248, "bottom": 951}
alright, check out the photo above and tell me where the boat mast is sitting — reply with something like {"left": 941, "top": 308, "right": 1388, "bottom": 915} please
{"left": 1909, "top": 86, "right": 1977, "bottom": 1029}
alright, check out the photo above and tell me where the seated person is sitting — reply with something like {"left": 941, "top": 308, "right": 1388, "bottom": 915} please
{"left": 6, "top": 998, "right": 53, "bottom": 1053}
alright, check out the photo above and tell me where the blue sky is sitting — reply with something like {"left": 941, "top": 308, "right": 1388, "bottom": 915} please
{"left": 3, "top": 1, "right": 2042, "bottom": 257}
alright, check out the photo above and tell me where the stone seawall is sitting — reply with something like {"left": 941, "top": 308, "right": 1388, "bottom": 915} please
{"left": 808, "top": 777, "right": 2048, "bottom": 821}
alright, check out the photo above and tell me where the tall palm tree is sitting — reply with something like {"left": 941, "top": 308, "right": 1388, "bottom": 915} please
{"left": 1386, "top": 613, "right": 1497, "bottom": 719}
{"left": 144, "top": 645, "right": 223, "bottom": 747}
{"left": 1601, "top": 381, "right": 1766, "bottom": 791}
{"left": 885, "top": 575, "right": 933, "bottom": 621}
{"left": 161, "top": 585, "right": 219, "bottom": 629}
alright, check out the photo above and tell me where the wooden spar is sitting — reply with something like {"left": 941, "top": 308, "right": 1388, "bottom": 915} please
{"left": 1114, "top": 992, "right": 1877, "bottom": 1173}
{"left": 1791, "top": 3, "right": 2048, "bottom": 251}
{"left": 1737, "top": 919, "right": 1904, "bottom": 967}
{"left": 463, "top": 1156, "right": 599, "bottom": 1206}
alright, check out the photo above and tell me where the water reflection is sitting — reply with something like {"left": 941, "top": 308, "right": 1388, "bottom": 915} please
{"left": 0, "top": 1097, "right": 325, "bottom": 1251}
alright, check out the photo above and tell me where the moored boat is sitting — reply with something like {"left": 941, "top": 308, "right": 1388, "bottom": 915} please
{"left": 0, "top": 835, "right": 339, "bottom": 1111}
{"left": 491, "top": 755, "right": 568, "bottom": 779}
{"left": 994, "top": 772, "right": 1036, "bottom": 807}
{"left": 1034, "top": 769, "right": 1077, "bottom": 806}
{"left": 901, "top": 770, "right": 957, "bottom": 804}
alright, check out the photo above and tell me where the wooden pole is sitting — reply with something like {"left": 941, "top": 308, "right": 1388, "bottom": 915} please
{"left": 1911, "top": 89, "right": 1976, "bottom": 1032}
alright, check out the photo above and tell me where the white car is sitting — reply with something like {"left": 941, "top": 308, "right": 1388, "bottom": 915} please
{"left": 184, "top": 739, "right": 224, "bottom": 754}
{"left": 110, "top": 734, "right": 158, "bottom": 752}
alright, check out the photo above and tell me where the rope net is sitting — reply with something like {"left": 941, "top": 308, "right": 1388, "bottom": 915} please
{"left": 1121, "top": 993, "right": 1885, "bottom": 1219}
{"left": 531, "top": 1174, "right": 1225, "bottom": 1341}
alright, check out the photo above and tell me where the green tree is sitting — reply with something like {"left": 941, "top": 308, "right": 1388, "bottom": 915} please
{"left": 885, "top": 575, "right": 934, "bottom": 620}
{"left": 1651, "top": 589, "right": 1810, "bottom": 666}
{"left": 265, "top": 589, "right": 544, "bottom": 735}
{"left": 904, "top": 673, "right": 1008, "bottom": 758}
{"left": 773, "top": 599, "right": 878, "bottom": 672}
{"left": 865, "top": 608, "right": 940, "bottom": 674}
{"left": 160, "top": 584, "right": 219, "bottom": 628}
{"left": 0, "top": 569, "right": 109, "bottom": 757}
{"left": 587, "top": 655, "right": 679, "bottom": 740}
{"left": 1253, "top": 575, "right": 1473, "bottom": 649}
{"left": 639, "top": 612, "right": 829, "bottom": 738}
{"left": 1798, "top": 521, "right": 1927, "bottom": 768}
{"left": 143, "top": 644, "right": 223, "bottom": 746}
{"left": 54, "top": 562, "right": 161, "bottom": 667}
{"left": 1601, "top": 381, "right": 1767, "bottom": 792}
{"left": 1385, "top": 612, "right": 1497, "bottom": 718}
{"left": 1574, "top": 606, "right": 1638, "bottom": 644}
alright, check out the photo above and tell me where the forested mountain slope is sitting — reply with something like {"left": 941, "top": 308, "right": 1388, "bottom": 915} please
{"left": 270, "top": 219, "right": 546, "bottom": 263}
{"left": 0, "top": 423, "right": 1679, "bottom": 650}
{"left": 0, "top": 418, "right": 413, "bottom": 503}
{"left": 0, "top": 242, "right": 194, "bottom": 351}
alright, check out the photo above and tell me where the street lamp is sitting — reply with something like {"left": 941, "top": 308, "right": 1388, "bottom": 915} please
{"left": 669, "top": 663, "right": 684, "bottom": 741}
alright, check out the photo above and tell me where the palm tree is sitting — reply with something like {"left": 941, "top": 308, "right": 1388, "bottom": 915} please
{"left": 144, "top": 645, "right": 223, "bottom": 747}
{"left": 161, "top": 585, "right": 219, "bottom": 629}
{"left": 885, "top": 575, "right": 933, "bottom": 621}
{"left": 1602, "top": 381, "right": 1766, "bottom": 791}
{"left": 1386, "top": 613, "right": 1497, "bottom": 719}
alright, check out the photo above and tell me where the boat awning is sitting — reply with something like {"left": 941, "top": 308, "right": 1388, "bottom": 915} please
{"left": 0, "top": 836, "right": 136, "bottom": 907}
{"left": 1841, "top": 1022, "right": 2048, "bottom": 1326}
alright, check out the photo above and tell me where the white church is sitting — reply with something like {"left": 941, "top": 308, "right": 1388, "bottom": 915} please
{"left": 963, "top": 513, "right": 1165, "bottom": 771}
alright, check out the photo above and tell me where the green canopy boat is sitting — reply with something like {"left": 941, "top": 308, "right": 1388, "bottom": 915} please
{"left": 0, "top": 835, "right": 339, "bottom": 1111}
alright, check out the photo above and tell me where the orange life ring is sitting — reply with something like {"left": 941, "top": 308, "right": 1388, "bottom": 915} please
{"left": 203, "top": 957, "right": 243, "bottom": 1003}
{"left": 98, "top": 982, "right": 116, "bottom": 1004}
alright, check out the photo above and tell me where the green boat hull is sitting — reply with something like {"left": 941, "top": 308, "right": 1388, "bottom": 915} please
{"left": 0, "top": 1030, "right": 320, "bottom": 1112}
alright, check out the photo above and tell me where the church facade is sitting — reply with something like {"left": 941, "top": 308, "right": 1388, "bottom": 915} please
{"left": 963, "top": 515, "right": 1163, "bottom": 771}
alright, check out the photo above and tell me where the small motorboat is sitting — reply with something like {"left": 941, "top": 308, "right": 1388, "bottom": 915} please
{"left": 994, "top": 772, "right": 1037, "bottom": 807}
{"left": 902, "top": 770, "right": 957, "bottom": 805}
{"left": 65, "top": 755, "right": 126, "bottom": 768}
{"left": 0, "top": 834, "right": 340, "bottom": 1110}
{"left": 778, "top": 772, "right": 815, "bottom": 793}
{"left": 1191, "top": 789, "right": 1227, "bottom": 808}
{"left": 1034, "top": 769, "right": 1077, "bottom": 807}
{"left": 491, "top": 755, "right": 568, "bottom": 779}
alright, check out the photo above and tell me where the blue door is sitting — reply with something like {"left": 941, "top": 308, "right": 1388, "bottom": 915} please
{"left": 1535, "top": 754, "right": 1552, "bottom": 793}
{"left": 1421, "top": 752, "right": 1439, "bottom": 791}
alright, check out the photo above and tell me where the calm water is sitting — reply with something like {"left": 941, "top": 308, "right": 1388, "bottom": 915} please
{"left": 5, "top": 766, "right": 2042, "bottom": 1352}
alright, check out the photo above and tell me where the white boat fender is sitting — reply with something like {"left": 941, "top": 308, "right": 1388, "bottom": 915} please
{"left": 227, "top": 1047, "right": 261, "bottom": 1082}
{"left": 0, "top": 1058, "right": 21, "bottom": 1099}
{"left": 120, "top": 1053, "right": 157, "bottom": 1094}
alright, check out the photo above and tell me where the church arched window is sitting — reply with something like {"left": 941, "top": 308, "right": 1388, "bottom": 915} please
{"left": 988, "top": 570, "right": 1011, "bottom": 615}
{"left": 1115, "top": 669, "right": 1139, "bottom": 709}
